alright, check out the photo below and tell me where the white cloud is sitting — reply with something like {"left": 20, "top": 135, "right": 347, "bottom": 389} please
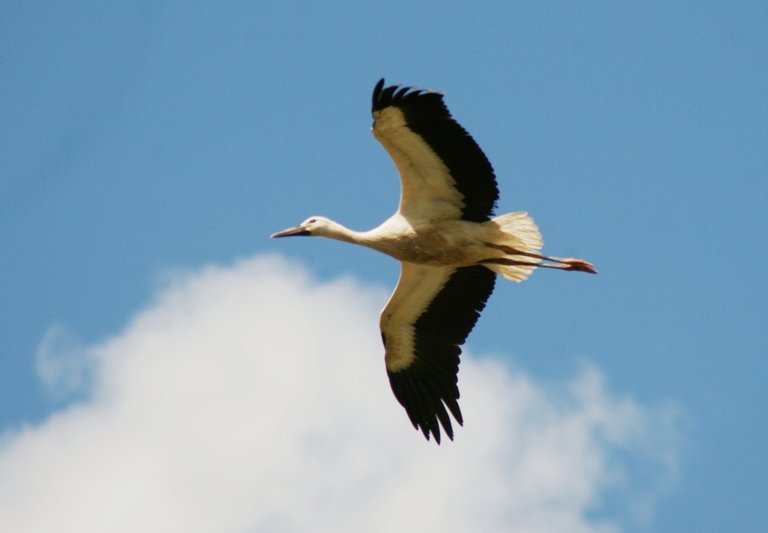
{"left": 0, "top": 255, "right": 679, "bottom": 533}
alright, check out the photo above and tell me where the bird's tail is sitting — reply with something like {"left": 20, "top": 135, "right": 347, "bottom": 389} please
{"left": 483, "top": 212, "right": 543, "bottom": 282}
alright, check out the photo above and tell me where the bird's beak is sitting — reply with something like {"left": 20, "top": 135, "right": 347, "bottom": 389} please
{"left": 270, "top": 225, "right": 311, "bottom": 238}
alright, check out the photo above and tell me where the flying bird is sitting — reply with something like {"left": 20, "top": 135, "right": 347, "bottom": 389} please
{"left": 272, "top": 79, "right": 596, "bottom": 443}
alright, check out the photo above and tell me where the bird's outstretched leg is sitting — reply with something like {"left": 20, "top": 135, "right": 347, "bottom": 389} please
{"left": 484, "top": 243, "right": 597, "bottom": 274}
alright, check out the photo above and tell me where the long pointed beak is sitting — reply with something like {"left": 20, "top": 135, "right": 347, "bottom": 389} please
{"left": 271, "top": 225, "right": 310, "bottom": 238}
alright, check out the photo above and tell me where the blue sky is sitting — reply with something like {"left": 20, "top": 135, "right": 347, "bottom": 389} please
{"left": 2, "top": 1, "right": 767, "bottom": 531}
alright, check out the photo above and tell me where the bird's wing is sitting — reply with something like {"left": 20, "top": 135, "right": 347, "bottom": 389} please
{"left": 380, "top": 263, "right": 496, "bottom": 443}
{"left": 371, "top": 79, "right": 499, "bottom": 223}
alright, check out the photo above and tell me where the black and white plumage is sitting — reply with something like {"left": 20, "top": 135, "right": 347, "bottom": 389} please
{"left": 272, "top": 79, "right": 595, "bottom": 443}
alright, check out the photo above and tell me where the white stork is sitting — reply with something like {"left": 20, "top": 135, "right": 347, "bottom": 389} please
{"left": 272, "top": 79, "right": 596, "bottom": 443}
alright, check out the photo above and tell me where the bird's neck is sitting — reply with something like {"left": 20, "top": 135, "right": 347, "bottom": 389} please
{"left": 324, "top": 215, "right": 412, "bottom": 259}
{"left": 324, "top": 222, "right": 371, "bottom": 246}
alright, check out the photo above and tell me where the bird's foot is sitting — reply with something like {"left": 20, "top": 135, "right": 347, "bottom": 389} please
{"left": 560, "top": 258, "right": 597, "bottom": 274}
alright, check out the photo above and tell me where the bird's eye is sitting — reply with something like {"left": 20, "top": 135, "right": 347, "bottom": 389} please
{"left": 307, "top": 218, "right": 317, "bottom": 224}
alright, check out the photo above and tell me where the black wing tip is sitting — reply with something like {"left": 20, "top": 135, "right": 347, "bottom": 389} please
{"left": 371, "top": 78, "right": 443, "bottom": 114}
{"left": 420, "top": 401, "right": 464, "bottom": 445}
{"left": 372, "top": 78, "right": 386, "bottom": 111}
{"left": 388, "top": 366, "right": 463, "bottom": 445}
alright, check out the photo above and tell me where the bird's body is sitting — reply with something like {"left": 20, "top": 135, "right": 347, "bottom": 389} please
{"left": 272, "top": 79, "right": 595, "bottom": 443}
{"left": 297, "top": 213, "right": 542, "bottom": 269}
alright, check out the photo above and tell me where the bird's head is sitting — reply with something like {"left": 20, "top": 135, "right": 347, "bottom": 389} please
{"left": 271, "top": 216, "right": 334, "bottom": 238}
